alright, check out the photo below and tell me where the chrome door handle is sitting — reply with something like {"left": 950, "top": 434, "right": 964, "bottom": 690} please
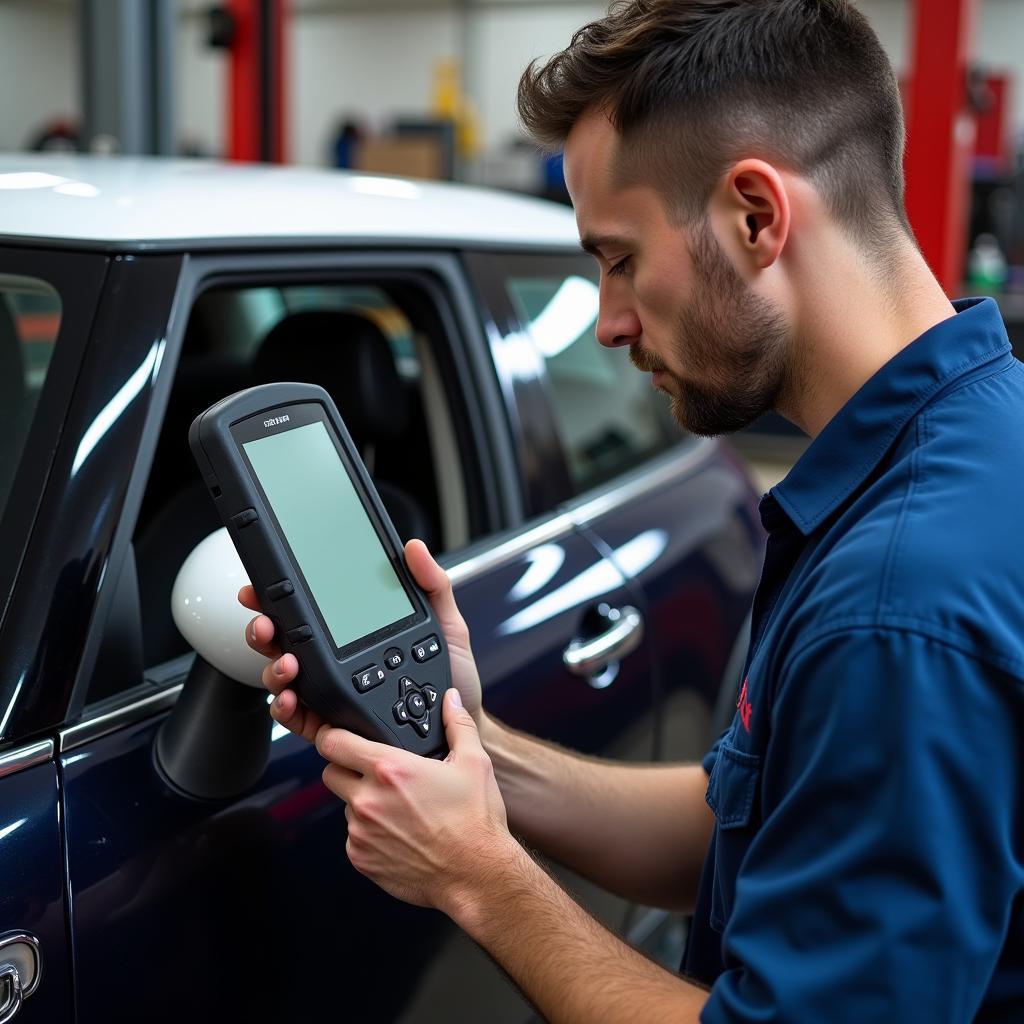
{"left": 0, "top": 963, "right": 21, "bottom": 1024}
{"left": 0, "top": 933, "right": 40, "bottom": 1024}
{"left": 563, "top": 605, "right": 644, "bottom": 678}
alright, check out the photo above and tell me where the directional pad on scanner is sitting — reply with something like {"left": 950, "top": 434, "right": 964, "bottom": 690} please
{"left": 392, "top": 676, "right": 433, "bottom": 738}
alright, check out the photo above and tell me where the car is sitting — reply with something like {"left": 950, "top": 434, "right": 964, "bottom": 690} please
{"left": 0, "top": 155, "right": 763, "bottom": 1023}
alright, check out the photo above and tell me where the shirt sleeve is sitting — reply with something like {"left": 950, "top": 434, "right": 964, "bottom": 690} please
{"left": 701, "top": 626, "right": 1022, "bottom": 1024}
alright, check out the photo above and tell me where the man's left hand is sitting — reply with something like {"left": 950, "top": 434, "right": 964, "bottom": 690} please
{"left": 315, "top": 687, "right": 515, "bottom": 913}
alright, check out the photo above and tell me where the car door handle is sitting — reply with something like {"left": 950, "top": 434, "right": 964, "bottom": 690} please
{"left": 563, "top": 605, "right": 644, "bottom": 679}
{"left": 0, "top": 933, "right": 40, "bottom": 1024}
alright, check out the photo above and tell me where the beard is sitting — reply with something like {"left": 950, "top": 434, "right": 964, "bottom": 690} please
{"left": 631, "top": 220, "right": 791, "bottom": 437}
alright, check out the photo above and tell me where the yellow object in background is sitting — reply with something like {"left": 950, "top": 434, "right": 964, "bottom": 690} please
{"left": 432, "top": 58, "right": 481, "bottom": 160}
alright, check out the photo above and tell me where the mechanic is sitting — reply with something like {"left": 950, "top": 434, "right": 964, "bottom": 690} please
{"left": 243, "top": 1, "right": 1024, "bottom": 1020}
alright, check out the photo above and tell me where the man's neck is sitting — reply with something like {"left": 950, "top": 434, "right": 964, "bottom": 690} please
{"left": 777, "top": 235, "right": 956, "bottom": 438}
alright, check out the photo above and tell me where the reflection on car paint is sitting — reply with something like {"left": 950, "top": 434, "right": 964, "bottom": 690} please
{"left": 0, "top": 818, "right": 26, "bottom": 841}
{"left": 72, "top": 338, "right": 167, "bottom": 476}
{"left": 507, "top": 542, "right": 566, "bottom": 601}
{"left": 0, "top": 671, "right": 26, "bottom": 735}
{"left": 525, "top": 275, "right": 599, "bottom": 357}
{"left": 498, "top": 530, "right": 667, "bottom": 635}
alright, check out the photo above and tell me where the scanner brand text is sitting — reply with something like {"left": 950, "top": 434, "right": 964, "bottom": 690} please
{"left": 264, "top": 415, "right": 290, "bottom": 428}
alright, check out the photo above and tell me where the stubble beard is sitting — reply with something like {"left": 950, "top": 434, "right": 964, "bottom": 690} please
{"left": 632, "top": 221, "right": 792, "bottom": 438}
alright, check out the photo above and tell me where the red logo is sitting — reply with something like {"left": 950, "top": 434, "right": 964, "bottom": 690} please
{"left": 737, "top": 678, "right": 753, "bottom": 732}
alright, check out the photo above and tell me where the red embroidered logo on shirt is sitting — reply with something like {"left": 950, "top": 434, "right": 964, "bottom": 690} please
{"left": 737, "top": 678, "right": 753, "bottom": 732}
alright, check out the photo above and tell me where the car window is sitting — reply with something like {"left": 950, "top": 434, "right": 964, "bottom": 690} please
{"left": 0, "top": 274, "right": 61, "bottom": 524}
{"left": 121, "top": 277, "right": 482, "bottom": 685}
{"left": 504, "top": 270, "right": 677, "bottom": 495}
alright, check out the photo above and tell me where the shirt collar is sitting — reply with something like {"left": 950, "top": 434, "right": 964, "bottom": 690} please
{"left": 766, "top": 297, "right": 1012, "bottom": 536}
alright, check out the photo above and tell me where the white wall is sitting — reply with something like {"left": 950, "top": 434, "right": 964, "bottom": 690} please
{"left": 291, "top": 9, "right": 462, "bottom": 166}
{"left": 0, "top": 0, "right": 78, "bottom": 152}
{"left": 172, "top": 0, "right": 912, "bottom": 166}
{"left": 177, "top": 4, "right": 225, "bottom": 157}
{"left": 855, "top": 0, "right": 911, "bottom": 74}
{"left": 465, "top": 3, "right": 603, "bottom": 151}
{"left": 975, "top": 0, "right": 1024, "bottom": 147}
{"left": 0, "top": 0, "right": 1021, "bottom": 164}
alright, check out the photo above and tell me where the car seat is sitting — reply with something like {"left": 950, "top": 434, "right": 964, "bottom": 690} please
{"left": 135, "top": 309, "right": 437, "bottom": 668}
{"left": 251, "top": 309, "right": 437, "bottom": 549}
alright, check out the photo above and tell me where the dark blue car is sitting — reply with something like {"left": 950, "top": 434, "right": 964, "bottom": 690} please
{"left": 0, "top": 156, "right": 762, "bottom": 1022}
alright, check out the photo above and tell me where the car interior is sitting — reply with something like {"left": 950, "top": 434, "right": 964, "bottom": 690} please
{"left": 93, "top": 279, "right": 481, "bottom": 698}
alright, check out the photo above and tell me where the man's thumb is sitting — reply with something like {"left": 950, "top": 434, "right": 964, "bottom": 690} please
{"left": 442, "top": 687, "right": 480, "bottom": 752}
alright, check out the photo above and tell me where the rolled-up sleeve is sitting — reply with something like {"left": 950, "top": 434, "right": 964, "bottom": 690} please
{"left": 702, "top": 627, "right": 1023, "bottom": 1023}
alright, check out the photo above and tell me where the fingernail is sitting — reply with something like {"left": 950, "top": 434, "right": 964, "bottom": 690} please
{"left": 250, "top": 620, "right": 256, "bottom": 642}
{"left": 274, "top": 694, "right": 284, "bottom": 709}
{"left": 273, "top": 659, "right": 284, "bottom": 676}
{"left": 450, "top": 687, "right": 462, "bottom": 709}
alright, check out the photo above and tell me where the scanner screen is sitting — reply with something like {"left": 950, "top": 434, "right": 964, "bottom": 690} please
{"left": 243, "top": 420, "right": 415, "bottom": 650}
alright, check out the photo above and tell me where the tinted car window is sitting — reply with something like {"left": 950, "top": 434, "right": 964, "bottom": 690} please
{"left": 127, "top": 278, "right": 479, "bottom": 682}
{"left": 0, "top": 274, "right": 61, "bottom": 524}
{"left": 504, "top": 270, "right": 676, "bottom": 494}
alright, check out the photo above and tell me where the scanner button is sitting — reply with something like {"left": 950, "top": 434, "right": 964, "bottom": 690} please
{"left": 411, "top": 716, "right": 431, "bottom": 739}
{"left": 398, "top": 676, "right": 416, "bottom": 697}
{"left": 383, "top": 648, "right": 404, "bottom": 671}
{"left": 286, "top": 625, "right": 313, "bottom": 645}
{"left": 412, "top": 635, "right": 440, "bottom": 663}
{"left": 406, "top": 692, "right": 427, "bottom": 719}
{"left": 423, "top": 685, "right": 438, "bottom": 707}
{"left": 267, "top": 580, "right": 294, "bottom": 601}
{"left": 393, "top": 700, "right": 410, "bottom": 725}
{"left": 231, "top": 508, "right": 258, "bottom": 530}
{"left": 354, "top": 665, "right": 386, "bottom": 693}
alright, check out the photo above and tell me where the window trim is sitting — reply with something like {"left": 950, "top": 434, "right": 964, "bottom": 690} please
{"left": 66, "top": 249, "right": 523, "bottom": 722}
{"left": 0, "top": 248, "right": 107, "bottom": 637}
{"left": 466, "top": 251, "right": 684, "bottom": 508}
{"left": 58, "top": 434, "right": 718, "bottom": 753}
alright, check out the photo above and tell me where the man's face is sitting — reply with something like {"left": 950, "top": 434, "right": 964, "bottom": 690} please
{"left": 563, "top": 110, "right": 791, "bottom": 437}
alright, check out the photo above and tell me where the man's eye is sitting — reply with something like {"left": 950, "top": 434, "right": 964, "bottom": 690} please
{"left": 607, "top": 256, "right": 631, "bottom": 278}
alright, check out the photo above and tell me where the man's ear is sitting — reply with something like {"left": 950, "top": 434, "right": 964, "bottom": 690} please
{"left": 717, "top": 159, "right": 790, "bottom": 270}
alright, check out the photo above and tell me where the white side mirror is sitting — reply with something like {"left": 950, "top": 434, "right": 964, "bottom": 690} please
{"left": 171, "top": 528, "right": 268, "bottom": 687}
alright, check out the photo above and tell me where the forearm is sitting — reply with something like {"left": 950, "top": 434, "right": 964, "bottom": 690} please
{"left": 479, "top": 713, "right": 714, "bottom": 911}
{"left": 447, "top": 835, "right": 707, "bottom": 1024}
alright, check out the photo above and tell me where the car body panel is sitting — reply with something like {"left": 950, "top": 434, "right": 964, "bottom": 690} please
{"left": 0, "top": 255, "right": 183, "bottom": 741}
{"left": 61, "top": 528, "right": 655, "bottom": 1023}
{"left": 0, "top": 752, "right": 73, "bottom": 1023}
{"left": 578, "top": 453, "right": 765, "bottom": 760}
{"left": 0, "top": 156, "right": 578, "bottom": 251}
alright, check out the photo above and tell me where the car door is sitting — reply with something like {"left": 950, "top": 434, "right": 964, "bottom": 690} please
{"left": 0, "top": 250, "right": 108, "bottom": 1024}
{"left": 466, "top": 251, "right": 764, "bottom": 964}
{"left": 54, "top": 250, "right": 659, "bottom": 1024}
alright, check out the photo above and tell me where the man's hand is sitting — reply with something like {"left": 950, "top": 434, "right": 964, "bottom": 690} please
{"left": 239, "top": 538, "right": 485, "bottom": 740}
{"left": 315, "top": 688, "right": 514, "bottom": 912}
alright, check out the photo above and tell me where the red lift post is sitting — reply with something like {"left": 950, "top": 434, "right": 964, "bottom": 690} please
{"left": 226, "top": 0, "right": 288, "bottom": 163}
{"left": 904, "top": 0, "right": 979, "bottom": 295}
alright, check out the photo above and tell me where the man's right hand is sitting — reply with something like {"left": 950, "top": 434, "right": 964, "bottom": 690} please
{"left": 240, "top": 538, "right": 485, "bottom": 742}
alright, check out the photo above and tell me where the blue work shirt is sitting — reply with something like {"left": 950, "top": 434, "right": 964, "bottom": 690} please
{"left": 685, "top": 298, "right": 1024, "bottom": 1022}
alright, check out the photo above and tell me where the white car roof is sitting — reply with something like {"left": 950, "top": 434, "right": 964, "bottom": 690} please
{"left": 0, "top": 155, "right": 581, "bottom": 252}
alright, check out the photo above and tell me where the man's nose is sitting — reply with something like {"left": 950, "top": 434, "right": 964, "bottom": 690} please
{"left": 595, "top": 295, "right": 642, "bottom": 349}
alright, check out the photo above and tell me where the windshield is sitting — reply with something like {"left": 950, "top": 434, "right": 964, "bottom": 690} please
{"left": 0, "top": 274, "right": 61, "bottom": 524}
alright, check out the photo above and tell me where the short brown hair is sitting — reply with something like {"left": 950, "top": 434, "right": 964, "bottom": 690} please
{"left": 518, "top": 0, "right": 911, "bottom": 252}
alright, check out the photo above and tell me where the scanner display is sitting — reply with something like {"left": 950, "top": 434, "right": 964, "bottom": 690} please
{"left": 243, "top": 420, "right": 415, "bottom": 650}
